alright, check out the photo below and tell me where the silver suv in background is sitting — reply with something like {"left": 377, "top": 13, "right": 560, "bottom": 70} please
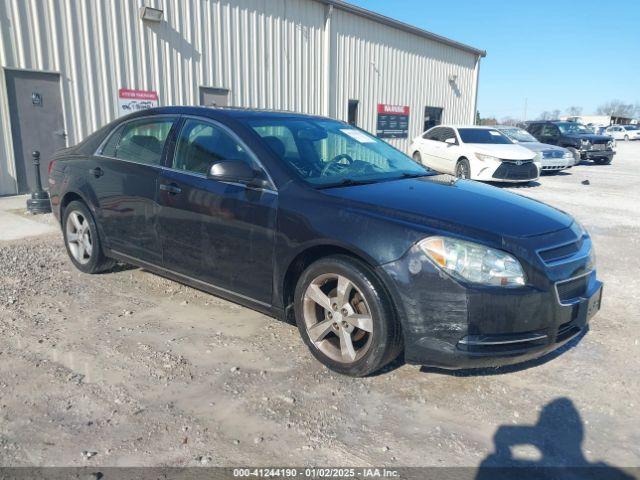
{"left": 495, "top": 126, "right": 575, "bottom": 172}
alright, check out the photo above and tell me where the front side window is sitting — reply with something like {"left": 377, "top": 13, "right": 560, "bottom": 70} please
{"left": 423, "top": 127, "right": 443, "bottom": 141}
{"left": 245, "top": 118, "right": 429, "bottom": 187}
{"left": 172, "top": 119, "right": 255, "bottom": 175}
{"left": 458, "top": 128, "right": 512, "bottom": 144}
{"left": 440, "top": 128, "right": 457, "bottom": 143}
{"left": 102, "top": 117, "right": 175, "bottom": 165}
{"left": 540, "top": 125, "right": 560, "bottom": 137}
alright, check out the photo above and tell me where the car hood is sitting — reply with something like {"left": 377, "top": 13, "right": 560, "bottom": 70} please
{"left": 322, "top": 176, "right": 573, "bottom": 240}
{"left": 564, "top": 133, "right": 611, "bottom": 143}
{"left": 466, "top": 143, "right": 537, "bottom": 160}
{"left": 517, "top": 142, "right": 568, "bottom": 154}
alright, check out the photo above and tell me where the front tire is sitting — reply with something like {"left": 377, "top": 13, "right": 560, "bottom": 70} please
{"left": 63, "top": 200, "right": 115, "bottom": 274}
{"left": 294, "top": 255, "right": 402, "bottom": 377}
{"left": 455, "top": 158, "right": 471, "bottom": 179}
{"left": 412, "top": 151, "right": 422, "bottom": 164}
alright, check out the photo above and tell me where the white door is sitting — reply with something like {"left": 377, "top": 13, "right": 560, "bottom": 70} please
{"left": 418, "top": 127, "right": 447, "bottom": 172}
{"left": 438, "top": 128, "right": 462, "bottom": 174}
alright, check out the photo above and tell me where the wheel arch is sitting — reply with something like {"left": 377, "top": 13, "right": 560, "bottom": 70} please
{"left": 280, "top": 243, "right": 393, "bottom": 321}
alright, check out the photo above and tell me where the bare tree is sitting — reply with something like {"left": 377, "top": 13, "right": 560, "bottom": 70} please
{"left": 538, "top": 111, "right": 552, "bottom": 120}
{"left": 499, "top": 117, "right": 521, "bottom": 126}
{"left": 596, "top": 100, "right": 635, "bottom": 117}
{"left": 551, "top": 109, "right": 561, "bottom": 120}
{"left": 566, "top": 106, "right": 582, "bottom": 116}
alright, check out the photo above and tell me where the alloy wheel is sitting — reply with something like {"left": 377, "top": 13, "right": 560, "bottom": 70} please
{"left": 66, "top": 210, "right": 93, "bottom": 265}
{"left": 456, "top": 162, "right": 469, "bottom": 179}
{"left": 302, "top": 273, "right": 373, "bottom": 363}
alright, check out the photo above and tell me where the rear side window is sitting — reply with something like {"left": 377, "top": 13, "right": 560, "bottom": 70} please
{"left": 101, "top": 117, "right": 175, "bottom": 165}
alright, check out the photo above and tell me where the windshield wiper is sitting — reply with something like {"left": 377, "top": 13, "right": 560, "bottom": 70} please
{"left": 316, "top": 177, "right": 380, "bottom": 189}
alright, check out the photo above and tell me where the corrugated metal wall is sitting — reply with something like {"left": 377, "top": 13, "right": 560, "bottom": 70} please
{"left": 0, "top": 0, "right": 480, "bottom": 196}
{"left": 331, "top": 8, "right": 479, "bottom": 152}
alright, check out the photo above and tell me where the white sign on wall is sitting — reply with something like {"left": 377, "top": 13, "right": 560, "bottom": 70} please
{"left": 117, "top": 88, "right": 158, "bottom": 117}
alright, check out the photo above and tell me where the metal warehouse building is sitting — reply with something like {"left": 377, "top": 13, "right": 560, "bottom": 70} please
{"left": 0, "top": 0, "right": 485, "bottom": 196}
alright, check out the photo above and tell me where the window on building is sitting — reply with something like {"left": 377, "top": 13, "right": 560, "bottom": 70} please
{"left": 424, "top": 107, "right": 443, "bottom": 132}
{"left": 348, "top": 100, "right": 359, "bottom": 126}
{"left": 102, "top": 117, "right": 175, "bottom": 165}
{"left": 172, "top": 119, "right": 255, "bottom": 175}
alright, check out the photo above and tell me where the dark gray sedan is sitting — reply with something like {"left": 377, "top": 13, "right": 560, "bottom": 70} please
{"left": 496, "top": 126, "right": 576, "bottom": 171}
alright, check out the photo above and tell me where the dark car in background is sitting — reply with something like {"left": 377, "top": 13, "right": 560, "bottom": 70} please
{"left": 494, "top": 125, "right": 576, "bottom": 172}
{"left": 525, "top": 121, "right": 615, "bottom": 165}
{"left": 47, "top": 107, "right": 602, "bottom": 376}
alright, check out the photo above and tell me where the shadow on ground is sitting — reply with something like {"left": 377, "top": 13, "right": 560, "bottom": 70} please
{"left": 475, "top": 397, "right": 635, "bottom": 480}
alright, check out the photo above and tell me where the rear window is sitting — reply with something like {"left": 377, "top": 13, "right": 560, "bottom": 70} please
{"left": 458, "top": 128, "right": 512, "bottom": 144}
{"left": 101, "top": 117, "right": 175, "bottom": 165}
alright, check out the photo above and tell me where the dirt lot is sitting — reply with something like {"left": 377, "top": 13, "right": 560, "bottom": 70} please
{"left": 0, "top": 143, "right": 639, "bottom": 470}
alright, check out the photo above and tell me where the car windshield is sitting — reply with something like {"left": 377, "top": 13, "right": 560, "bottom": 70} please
{"left": 499, "top": 127, "right": 538, "bottom": 143}
{"left": 244, "top": 118, "right": 430, "bottom": 187}
{"left": 458, "top": 128, "right": 512, "bottom": 144}
{"left": 556, "top": 122, "right": 593, "bottom": 134}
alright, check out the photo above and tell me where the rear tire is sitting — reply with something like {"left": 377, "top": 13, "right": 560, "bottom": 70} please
{"left": 294, "top": 255, "right": 402, "bottom": 377}
{"left": 62, "top": 200, "right": 115, "bottom": 274}
{"left": 455, "top": 158, "right": 471, "bottom": 179}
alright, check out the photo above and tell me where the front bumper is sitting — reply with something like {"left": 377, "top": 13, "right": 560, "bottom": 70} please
{"left": 473, "top": 160, "right": 540, "bottom": 183}
{"left": 541, "top": 157, "right": 572, "bottom": 171}
{"left": 582, "top": 148, "right": 614, "bottom": 160}
{"left": 380, "top": 230, "right": 602, "bottom": 369}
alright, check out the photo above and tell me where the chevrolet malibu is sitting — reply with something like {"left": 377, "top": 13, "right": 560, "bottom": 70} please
{"left": 48, "top": 107, "right": 603, "bottom": 376}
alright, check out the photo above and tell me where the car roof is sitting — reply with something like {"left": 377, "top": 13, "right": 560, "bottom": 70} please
{"left": 119, "top": 105, "right": 334, "bottom": 122}
{"left": 433, "top": 125, "right": 503, "bottom": 130}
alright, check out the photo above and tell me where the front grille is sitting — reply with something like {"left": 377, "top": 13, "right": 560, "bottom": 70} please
{"left": 556, "top": 275, "right": 589, "bottom": 303}
{"left": 543, "top": 150, "right": 565, "bottom": 159}
{"left": 539, "top": 239, "right": 583, "bottom": 264}
{"left": 492, "top": 162, "right": 538, "bottom": 181}
{"left": 591, "top": 143, "right": 608, "bottom": 151}
{"left": 557, "top": 320, "right": 582, "bottom": 341}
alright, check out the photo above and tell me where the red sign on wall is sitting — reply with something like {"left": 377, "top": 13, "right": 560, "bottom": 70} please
{"left": 376, "top": 104, "right": 410, "bottom": 139}
{"left": 117, "top": 88, "right": 159, "bottom": 117}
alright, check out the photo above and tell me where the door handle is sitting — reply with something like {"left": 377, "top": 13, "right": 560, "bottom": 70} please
{"left": 89, "top": 167, "right": 104, "bottom": 178}
{"left": 159, "top": 183, "right": 182, "bottom": 194}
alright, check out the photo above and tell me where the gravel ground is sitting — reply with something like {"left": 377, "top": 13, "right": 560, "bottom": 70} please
{"left": 0, "top": 143, "right": 638, "bottom": 470}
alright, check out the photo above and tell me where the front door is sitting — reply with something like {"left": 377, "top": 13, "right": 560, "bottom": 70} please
{"left": 91, "top": 115, "right": 178, "bottom": 264}
{"left": 5, "top": 70, "right": 66, "bottom": 193}
{"left": 157, "top": 117, "right": 277, "bottom": 305}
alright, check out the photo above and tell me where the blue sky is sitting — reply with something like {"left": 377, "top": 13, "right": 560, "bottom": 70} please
{"left": 348, "top": 0, "right": 640, "bottom": 120}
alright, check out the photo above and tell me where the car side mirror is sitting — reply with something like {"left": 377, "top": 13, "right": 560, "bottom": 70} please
{"left": 207, "top": 160, "right": 265, "bottom": 187}
{"left": 444, "top": 137, "right": 456, "bottom": 145}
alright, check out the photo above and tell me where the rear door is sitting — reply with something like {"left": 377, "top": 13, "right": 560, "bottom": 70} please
{"left": 92, "top": 115, "right": 177, "bottom": 264}
{"left": 157, "top": 117, "right": 277, "bottom": 305}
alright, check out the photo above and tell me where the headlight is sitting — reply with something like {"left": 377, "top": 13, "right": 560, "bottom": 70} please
{"left": 418, "top": 236, "right": 526, "bottom": 287}
{"left": 581, "top": 139, "right": 591, "bottom": 149}
{"left": 534, "top": 152, "right": 542, "bottom": 162}
{"left": 563, "top": 151, "right": 574, "bottom": 159}
{"left": 475, "top": 153, "right": 501, "bottom": 162}
{"left": 607, "top": 140, "right": 615, "bottom": 149}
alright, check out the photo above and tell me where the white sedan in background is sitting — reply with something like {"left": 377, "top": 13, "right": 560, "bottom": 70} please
{"left": 410, "top": 126, "right": 541, "bottom": 183}
{"left": 605, "top": 125, "right": 640, "bottom": 141}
